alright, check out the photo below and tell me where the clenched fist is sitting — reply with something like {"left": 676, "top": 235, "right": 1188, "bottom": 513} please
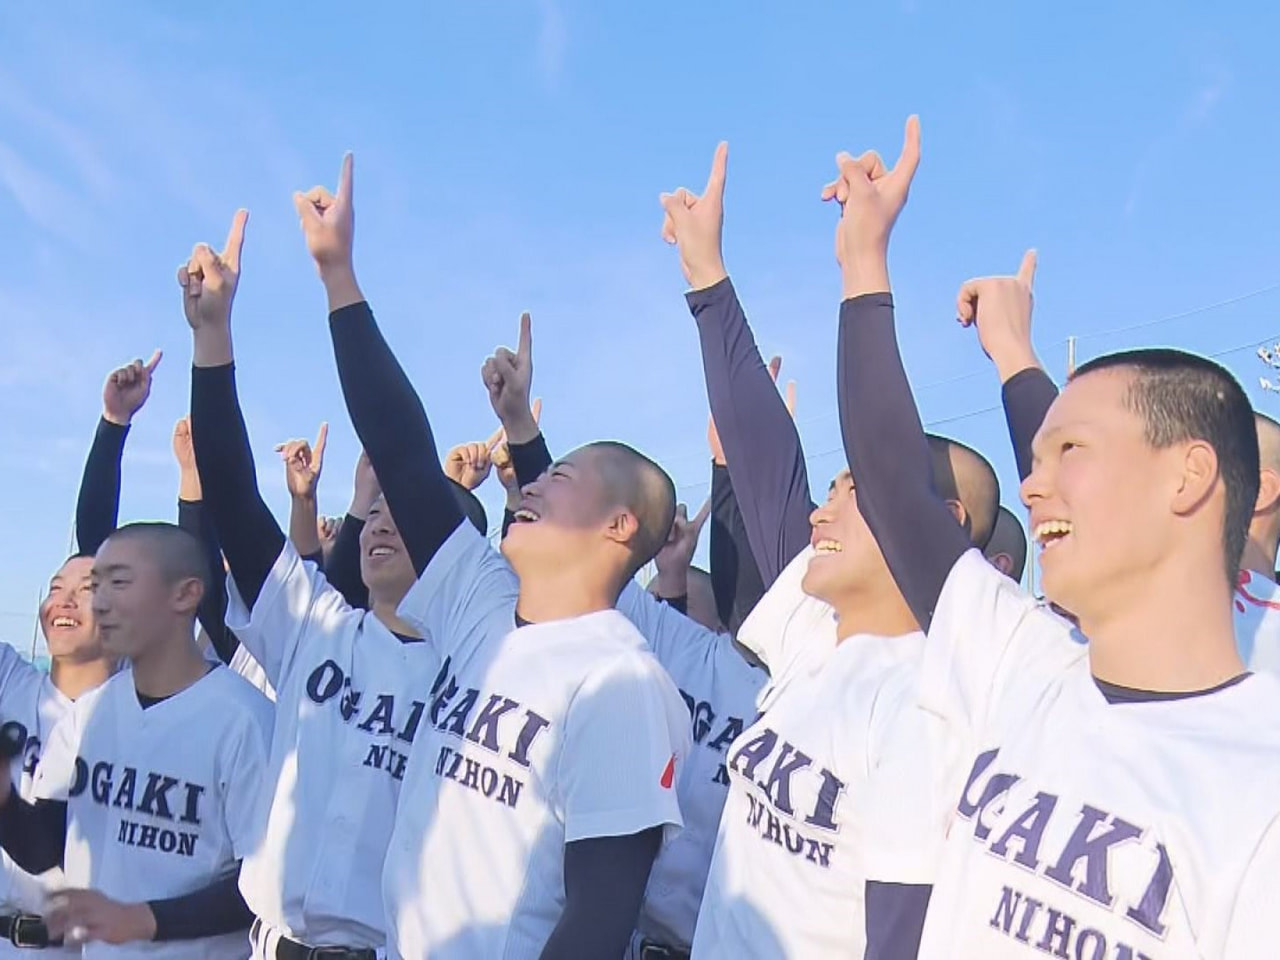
{"left": 103, "top": 350, "right": 162, "bottom": 426}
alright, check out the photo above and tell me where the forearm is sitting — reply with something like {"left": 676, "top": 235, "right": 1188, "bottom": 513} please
{"left": 75, "top": 418, "right": 129, "bottom": 556}
{"left": 1001, "top": 367, "right": 1059, "bottom": 481}
{"left": 148, "top": 869, "right": 253, "bottom": 941}
{"left": 688, "top": 279, "right": 812, "bottom": 587}
{"left": 0, "top": 794, "right": 66, "bottom": 874}
{"left": 509, "top": 433, "right": 553, "bottom": 490}
{"left": 328, "top": 301, "right": 462, "bottom": 576}
{"left": 189, "top": 364, "right": 287, "bottom": 610}
{"left": 177, "top": 499, "right": 234, "bottom": 664}
{"left": 709, "top": 463, "right": 767, "bottom": 634}
{"left": 837, "top": 295, "right": 970, "bottom": 630}
{"left": 287, "top": 494, "right": 322, "bottom": 559}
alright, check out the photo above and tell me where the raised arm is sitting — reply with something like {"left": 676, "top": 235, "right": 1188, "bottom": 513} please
{"left": 663, "top": 145, "right": 814, "bottom": 586}
{"left": 295, "top": 154, "right": 462, "bottom": 573}
{"left": 172, "top": 417, "right": 234, "bottom": 664}
{"left": 183, "top": 210, "right": 288, "bottom": 610}
{"left": 955, "top": 251, "right": 1056, "bottom": 481}
{"left": 322, "top": 451, "right": 380, "bottom": 610}
{"left": 828, "top": 117, "right": 969, "bottom": 630}
{"left": 276, "top": 423, "right": 329, "bottom": 563}
{"left": 74, "top": 352, "right": 161, "bottom": 556}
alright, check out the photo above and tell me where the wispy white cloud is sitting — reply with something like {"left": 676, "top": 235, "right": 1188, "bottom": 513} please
{"left": 0, "top": 140, "right": 105, "bottom": 250}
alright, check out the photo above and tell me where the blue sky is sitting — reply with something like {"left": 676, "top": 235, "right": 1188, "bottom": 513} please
{"left": 3, "top": 2, "right": 1280, "bottom": 653}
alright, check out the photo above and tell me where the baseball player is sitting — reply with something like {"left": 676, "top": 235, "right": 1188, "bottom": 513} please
{"left": 1235, "top": 413, "right": 1280, "bottom": 668}
{"left": 181, "top": 209, "right": 485, "bottom": 960}
{"left": 0, "top": 522, "right": 271, "bottom": 960}
{"left": 0, "top": 354, "right": 161, "bottom": 955}
{"left": 658, "top": 140, "right": 1005, "bottom": 958}
{"left": 484, "top": 340, "right": 771, "bottom": 959}
{"left": 983, "top": 506, "right": 1028, "bottom": 582}
{"left": 832, "top": 116, "right": 1280, "bottom": 957}
{"left": 300, "top": 154, "right": 689, "bottom": 960}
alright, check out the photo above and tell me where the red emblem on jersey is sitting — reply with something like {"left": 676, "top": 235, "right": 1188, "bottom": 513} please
{"left": 660, "top": 755, "right": 675, "bottom": 789}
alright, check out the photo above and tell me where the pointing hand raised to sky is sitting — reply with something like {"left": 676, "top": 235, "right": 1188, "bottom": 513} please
{"left": 822, "top": 116, "right": 920, "bottom": 297}
{"left": 956, "top": 249, "right": 1042, "bottom": 383}
{"left": 178, "top": 210, "right": 247, "bottom": 332}
{"left": 482, "top": 312, "right": 538, "bottom": 444}
{"left": 296, "top": 153, "right": 354, "bottom": 271}
{"left": 660, "top": 142, "right": 729, "bottom": 290}
{"left": 102, "top": 350, "right": 162, "bottom": 426}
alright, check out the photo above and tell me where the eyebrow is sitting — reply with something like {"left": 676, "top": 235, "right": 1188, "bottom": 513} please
{"left": 550, "top": 461, "right": 576, "bottom": 474}
{"left": 92, "top": 563, "right": 134, "bottom": 577}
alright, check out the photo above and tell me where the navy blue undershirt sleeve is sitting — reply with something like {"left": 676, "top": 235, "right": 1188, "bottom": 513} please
{"left": 74, "top": 417, "right": 129, "bottom": 556}
{"left": 328, "top": 302, "right": 461, "bottom": 576}
{"left": 0, "top": 794, "right": 66, "bottom": 873}
{"left": 176, "top": 499, "right": 234, "bottom": 665}
{"left": 190, "top": 365, "right": 287, "bottom": 611}
{"left": 687, "top": 278, "right": 814, "bottom": 588}
{"left": 1001, "top": 368, "right": 1059, "bottom": 481}
{"left": 510, "top": 434, "right": 553, "bottom": 490}
{"left": 149, "top": 868, "right": 253, "bottom": 941}
{"left": 538, "top": 828, "right": 662, "bottom": 960}
{"left": 709, "top": 462, "right": 768, "bottom": 635}
{"left": 325, "top": 514, "right": 369, "bottom": 610}
{"left": 864, "top": 881, "right": 931, "bottom": 960}
{"left": 837, "top": 295, "right": 970, "bottom": 631}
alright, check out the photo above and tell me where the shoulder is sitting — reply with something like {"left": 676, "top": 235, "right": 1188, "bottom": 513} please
{"left": 204, "top": 667, "right": 274, "bottom": 728}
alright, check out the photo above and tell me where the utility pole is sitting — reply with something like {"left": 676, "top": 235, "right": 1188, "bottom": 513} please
{"left": 1067, "top": 336, "right": 1077, "bottom": 379}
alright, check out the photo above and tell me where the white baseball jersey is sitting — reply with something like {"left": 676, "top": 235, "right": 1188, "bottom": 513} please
{"left": 386, "top": 523, "right": 690, "bottom": 960}
{"left": 1234, "top": 567, "right": 1280, "bottom": 672}
{"left": 0, "top": 645, "right": 80, "bottom": 960}
{"left": 916, "top": 548, "right": 1280, "bottom": 959}
{"left": 689, "top": 549, "right": 941, "bottom": 959}
{"left": 614, "top": 584, "right": 767, "bottom": 950}
{"left": 223, "top": 544, "right": 440, "bottom": 951}
{"left": 34, "top": 665, "right": 272, "bottom": 960}
{"left": 227, "top": 646, "right": 274, "bottom": 702}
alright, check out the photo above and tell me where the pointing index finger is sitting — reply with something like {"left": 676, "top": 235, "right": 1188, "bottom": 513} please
{"left": 313, "top": 422, "right": 329, "bottom": 462}
{"left": 517, "top": 312, "right": 533, "bottom": 364}
{"left": 1017, "top": 249, "right": 1038, "bottom": 288}
{"left": 691, "top": 497, "right": 713, "bottom": 532}
{"left": 222, "top": 209, "right": 249, "bottom": 271}
{"left": 704, "top": 142, "right": 728, "bottom": 200}
{"left": 337, "top": 153, "right": 354, "bottom": 208}
{"left": 893, "top": 114, "right": 922, "bottom": 184}
{"left": 144, "top": 349, "right": 163, "bottom": 374}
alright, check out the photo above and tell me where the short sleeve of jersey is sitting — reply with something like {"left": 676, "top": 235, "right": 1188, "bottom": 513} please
{"left": 558, "top": 651, "right": 689, "bottom": 845}
{"left": 218, "top": 680, "right": 274, "bottom": 861}
{"left": 919, "top": 549, "right": 1083, "bottom": 742}
{"left": 1226, "top": 812, "right": 1280, "bottom": 958}
{"left": 396, "top": 523, "right": 519, "bottom": 658}
{"left": 31, "top": 702, "right": 86, "bottom": 803}
{"left": 736, "top": 547, "right": 836, "bottom": 685}
{"left": 224, "top": 541, "right": 352, "bottom": 689}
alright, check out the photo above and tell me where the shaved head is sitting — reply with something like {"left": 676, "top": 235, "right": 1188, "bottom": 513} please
{"left": 106, "top": 522, "right": 210, "bottom": 589}
{"left": 648, "top": 566, "right": 724, "bottom": 633}
{"left": 984, "top": 506, "right": 1028, "bottom": 582}
{"left": 927, "top": 435, "right": 1001, "bottom": 549}
{"left": 584, "top": 441, "right": 677, "bottom": 579}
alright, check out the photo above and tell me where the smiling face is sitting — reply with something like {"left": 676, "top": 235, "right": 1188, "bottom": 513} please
{"left": 39, "top": 556, "right": 102, "bottom": 662}
{"left": 359, "top": 495, "right": 418, "bottom": 605}
{"left": 801, "top": 470, "right": 893, "bottom": 606}
{"left": 1022, "top": 366, "right": 1206, "bottom": 621}
{"left": 504, "top": 447, "right": 621, "bottom": 572}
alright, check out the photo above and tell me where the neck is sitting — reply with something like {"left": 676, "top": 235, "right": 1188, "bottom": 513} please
{"left": 131, "top": 631, "right": 210, "bottom": 700}
{"left": 1082, "top": 561, "right": 1244, "bottom": 692}
{"left": 1240, "top": 532, "right": 1279, "bottom": 579}
{"left": 371, "top": 596, "right": 420, "bottom": 637}
{"left": 50, "top": 657, "right": 113, "bottom": 701}
{"left": 831, "top": 584, "right": 920, "bottom": 642}
{"left": 514, "top": 564, "right": 617, "bottom": 624}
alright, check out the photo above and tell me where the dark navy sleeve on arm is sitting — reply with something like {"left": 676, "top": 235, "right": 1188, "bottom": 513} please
{"left": 1001, "top": 367, "right": 1059, "bottom": 481}
{"left": 74, "top": 417, "right": 129, "bottom": 556}
{"left": 149, "top": 868, "right": 253, "bottom": 941}
{"left": 709, "top": 462, "right": 769, "bottom": 635}
{"left": 328, "top": 302, "right": 462, "bottom": 577}
{"left": 324, "top": 514, "right": 369, "bottom": 610}
{"left": 864, "top": 881, "right": 931, "bottom": 960}
{"left": 190, "top": 365, "right": 287, "bottom": 611}
{"left": 687, "top": 278, "right": 813, "bottom": 588}
{"left": 509, "top": 434, "right": 553, "bottom": 490}
{"left": 177, "top": 498, "right": 235, "bottom": 665}
{"left": 837, "top": 295, "right": 970, "bottom": 631}
{"left": 0, "top": 794, "right": 66, "bottom": 874}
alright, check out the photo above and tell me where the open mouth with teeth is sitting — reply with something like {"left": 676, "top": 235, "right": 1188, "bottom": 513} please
{"left": 50, "top": 617, "right": 81, "bottom": 629}
{"left": 813, "top": 539, "right": 843, "bottom": 554}
{"left": 367, "top": 546, "right": 397, "bottom": 559}
{"left": 513, "top": 508, "right": 541, "bottom": 523}
{"left": 1034, "top": 520, "right": 1073, "bottom": 550}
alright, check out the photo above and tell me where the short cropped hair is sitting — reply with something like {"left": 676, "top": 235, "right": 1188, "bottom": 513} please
{"left": 106, "top": 522, "right": 212, "bottom": 590}
{"left": 1073, "top": 349, "right": 1259, "bottom": 583}
{"left": 586, "top": 441, "right": 678, "bottom": 580}
{"left": 984, "top": 505, "right": 1028, "bottom": 581}
{"left": 926, "top": 435, "right": 1001, "bottom": 549}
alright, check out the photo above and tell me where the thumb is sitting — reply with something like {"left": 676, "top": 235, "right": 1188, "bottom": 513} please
{"left": 144, "top": 349, "right": 163, "bottom": 374}
{"left": 767, "top": 355, "right": 782, "bottom": 383}
{"left": 1017, "top": 248, "right": 1038, "bottom": 288}
{"left": 293, "top": 192, "right": 323, "bottom": 230}
{"left": 517, "top": 312, "right": 532, "bottom": 366}
{"left": 659, "top": 189, "right": 692, "bottom": 224}
{"left": 956, "top": 280, "right": 981, "bottom": 324}
{"left": 785, "top": 380, "right": 797, "bottom": 417}
{"left": 531, "top": 397, "right": 543, "bottom": 423}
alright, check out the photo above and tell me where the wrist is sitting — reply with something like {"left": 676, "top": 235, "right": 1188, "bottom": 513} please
{"left": 178, "top": 473, "right": 202, "bottom": 502}
{"left": 102, "top": 411, "right": 131, "bottom": 427}
{"left": 320, "top": 263, "right": 363, "bottom": 312}
{"left": 291, "top": 492, "right": 318, "bottom": 508}
{"left": 993, "top": 344, "right": 1042, "bottom": 384}
{"left": 126, "top": 902, "right": 158, "bottom": 942}
{"left": 687, "top": 261, "right": 728, "bottom": 292}
{"left": 501, "top": 409, "right": 540, "bottom": 446}
{"left": 841, "top": 248, "right": 891, "bottom": 299}
{"left": 654, "top": 567, "right": 690, "bottom": 598}
{"left": 192, "top": 326, "right": 233, "bottom": 368}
